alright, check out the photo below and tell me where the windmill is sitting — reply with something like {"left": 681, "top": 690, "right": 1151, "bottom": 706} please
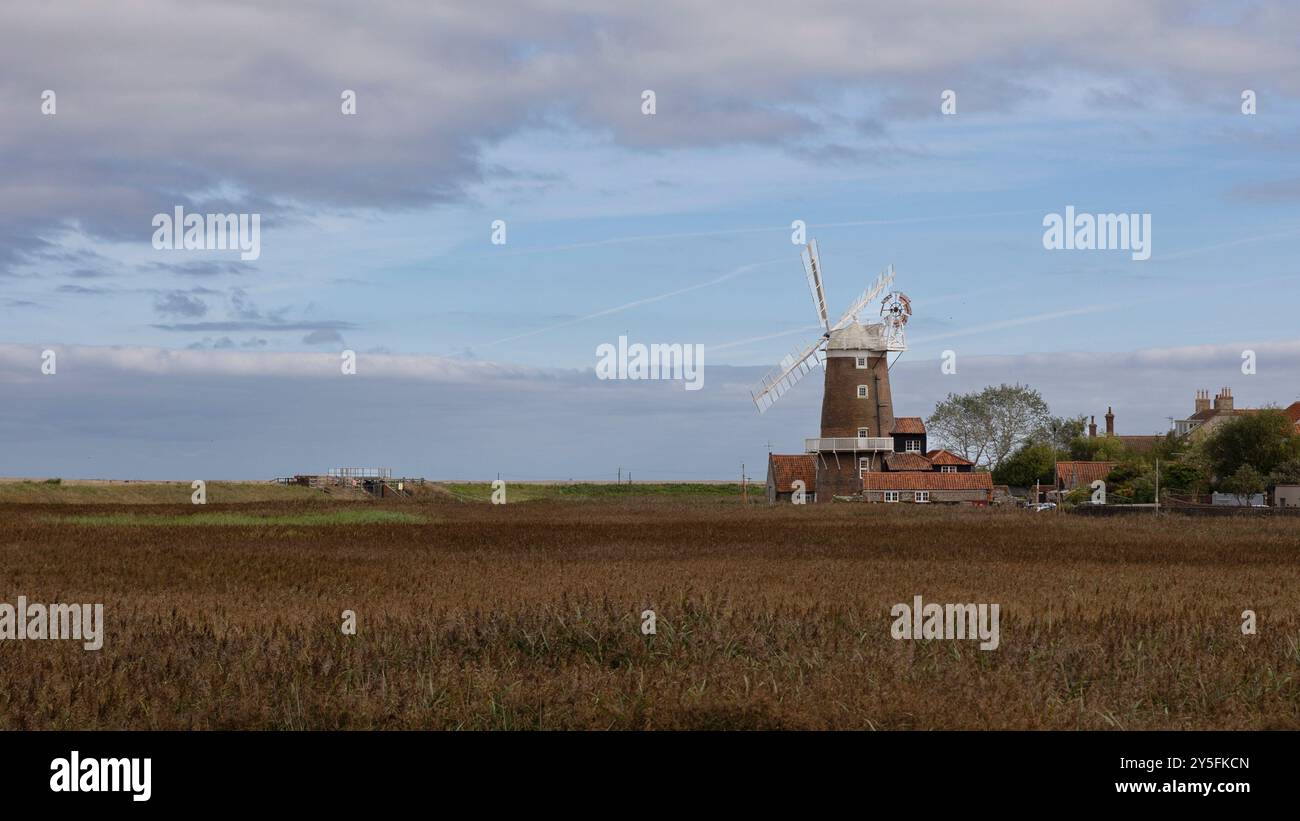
{"left": 750, "top": 239, "right": 912, "bottom": 497}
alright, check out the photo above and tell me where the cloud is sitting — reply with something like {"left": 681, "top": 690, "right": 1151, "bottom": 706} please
{"left": 2, "top": 338, "right": 1299, "bottom": 480}
{"left": 150, "top": 320, "right": 358, "bottom": 333}
{"left": 3, "top": 2, "right": 1300, "bottom": 272}
{"left": 302, "top": 329, "right": 344, "bottom": 346}
{"left": 142, "top": 260, "right": 254, "bottom": 278}
{"left": 0, "top": 344, "right": 562, "bottom": 382}
{"left": 153, "top": 290, "right": 209, "bottom": 318}
{"left": 1228, "top": 178, "right": 1300, "bottom": 204}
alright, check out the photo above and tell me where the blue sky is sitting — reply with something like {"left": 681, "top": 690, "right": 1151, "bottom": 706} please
{"left": 2, "top": 2, "right": 1300, "bottom": 478}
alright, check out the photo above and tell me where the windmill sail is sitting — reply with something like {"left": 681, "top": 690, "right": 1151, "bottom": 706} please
{"left": 750, "top": 336, "right": 825, "bottom": 412}
{"left": 802, "top": 240, "right": 830, "bottom": 333}
{"left": 831, "top": 265, "right": 894, "bottom": 331}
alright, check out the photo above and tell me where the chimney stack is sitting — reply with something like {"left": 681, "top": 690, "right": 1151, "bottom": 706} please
{"left": 1088, "top": 415, "right": 1097, "bottom": 438}
{"left": 1194, "top": 389, "right": 1210, "bottom": 413}
{"left": 1215, "top": 387, "right": 1234, "bottom": 412}
{"left": 1105, "top": 406, "right": 1115, "bottom": 435}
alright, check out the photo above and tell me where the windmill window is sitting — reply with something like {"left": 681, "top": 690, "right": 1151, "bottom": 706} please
{"left": 858, "top": 457, "right": 870, "bottom": 477}
{"left": 915, "top": 491, "right": 930, "bottom": 503}
{"left": 857, "top": 427, "right": 869, "bottom": 438}
{"left": 855, "top": 356, "right": 868, "bottom": 368}
{"left": 857, "top": 385, "right": 868, "bottom": 399}
{"left": 883, "top": 491, "right": 900, "bottom": 503}
{"left": 904, "top": 439, "right": 921, "bottom": 453}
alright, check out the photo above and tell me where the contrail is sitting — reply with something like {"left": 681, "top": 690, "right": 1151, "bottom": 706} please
{"left": 1156, "top": 226, "right": 1300, "bottom": 261}
{"left": 711, "top": 325, "right": 823, "bottom": 352}
{"left": 481, "top": 210, "right": 1040, "bottom": 258}
{"left": 484, "top": 257, "right": 786, "bottom": 346}
{"left": 908, "top": 304, "right": 1114, "bottom": 346}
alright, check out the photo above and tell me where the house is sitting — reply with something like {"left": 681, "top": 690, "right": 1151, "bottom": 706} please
{"left": 862, "top": 471, "right": 993, "bottom": 504}
{"left": 766, "top": 453, "right": 816, "bottom": 503}
{"left": 860, "top": 417, "right": 992, "bottom": 504}
{"left": 1275, "top": 485, "right": 1300, "bottom": 508}
{"left": 1055, "top": 460, "right": 1116, "bottom": 492}
{"left": 772, "top": 414, "right": 992, "bottom": 504}
{"left": 877, "top": 420, "right": 973, "bottom": 473}
{"left": 1174, "top": 388, "right": 1265, "bottom": 439}
{"left": 891, "top": 417, "right": 927, "bottom": 454}
{"left": 878, "top": 422, "right": 975, "bottom": 474}
{"left": 926, "top": 449, "right": 974, "bottom": 473}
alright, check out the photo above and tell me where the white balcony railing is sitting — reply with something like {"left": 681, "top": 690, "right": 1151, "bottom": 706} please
{"left": 805, "top": 437, "right": 894, "bottom": 452}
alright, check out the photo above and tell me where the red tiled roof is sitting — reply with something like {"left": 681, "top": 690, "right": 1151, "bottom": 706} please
{"left": 1055, "top": 461, "right": 1116, "bottom": 487}
{"left": 862, "top": 472, "right": 993, "bottom": 491}
{"left": 884, "top": 452, "right": 933, "bottom": 471}
{"left": 768, "top": 454, "right": 816, "bottom": 492}
{"left": 1115, "top": 435, "right": 1161, "bottom": 453}
{"left": 891, "top": 417, "right": 926, "bottom": 434}
{"left": 1189, "top": 408, "right": 1263, "bottom": 423}
{"left": 925, "top": 448, "right": 973, "bottom": 466}
{"left": 1284, "top": 402, "right": 1300, "bottom": 425}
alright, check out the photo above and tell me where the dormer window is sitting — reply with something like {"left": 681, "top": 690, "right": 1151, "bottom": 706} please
{"left": 905, "top": 439, "right": 921, "bottom": 453}
{"left": 857, "top": 385, "right": 868, "bottom": 399}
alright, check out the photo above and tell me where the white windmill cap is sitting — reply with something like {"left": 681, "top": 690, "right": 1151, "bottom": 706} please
{"left": 826, "top": 322, "right": 887, "bottom": 351}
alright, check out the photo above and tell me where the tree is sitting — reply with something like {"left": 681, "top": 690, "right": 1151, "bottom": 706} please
{"left": 1129, "top": 476, "right": 1156, "bottom": 504}
{"left": 1159, "top": 461, "right": 1206, "bottom": 494}
{"left": 1202, "top": 410, "right": 1300, "bottom": 480}
{"left": 1033, "top": 415, "right": 1086, "bottom": 452}
{"left": 1069, "top": 434, "right": 1128, "bottom": 462}
{"left": 1220, "top": 464, "right": 1265, "bottom": 505}
{"left": 1267, "top": 458, "right": 1300, "bottom": 489}
{"left": 1149, "top": 431, "right": 1190, "bottom": 464}
{"left": 992, "top": 442, "right": 1056, "bottom": 487}
{"left": 927, "top": 383, "right": 1051, "bottom": 468}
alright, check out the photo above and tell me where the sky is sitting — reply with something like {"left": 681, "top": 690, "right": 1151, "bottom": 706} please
{"left": 2, "top": 1, "right": 1300, "bottom": 480}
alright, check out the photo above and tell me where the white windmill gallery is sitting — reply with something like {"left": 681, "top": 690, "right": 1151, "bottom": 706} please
{"left": 756, "top": 240, "right": 992, "bottom": 505}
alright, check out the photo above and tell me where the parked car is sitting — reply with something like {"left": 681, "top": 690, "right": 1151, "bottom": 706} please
{"left": 1032, "top": 503, "right": 1056, "bottom": 512}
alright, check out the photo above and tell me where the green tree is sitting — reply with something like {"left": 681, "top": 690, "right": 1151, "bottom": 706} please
{"left": 1149, "top": 431, "right": 1190, "bottom": 464}
{"left": 1069, "top": 434, "right": 1129, "bottom": 463}
{"left": 1105, "top": 462, "right": 1143, "bottom": 487}
{"left": 1129, "top": 476, "right": 1156, "bottom": 504}
{"left": 1203, "top": 410, "right": 1300, "bottom": 480}
{"left": 927, "top": 383, "right": 1051, "bottom": 468}
{"left": 991, "top": 442, "right": 1056, "bottom": 487}
{"left": 1159, "top": 461, "right": 1206, "bottom": 494}
{"left": 1220, "top": 464, "right": 1265, "bottom": 504}
{"left": 1266, "top": 458, "right": 1300, "bottom": 488}
{"left": 1033, "top": 415, "right": 1087, "bottom": 452}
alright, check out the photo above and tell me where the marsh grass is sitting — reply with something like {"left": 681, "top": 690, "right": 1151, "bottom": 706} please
{"left": 46, "top": 510, "right": 426, "bottom": 527}
{"left": 1, "top": 496, "right": 1297, "bottom": 729}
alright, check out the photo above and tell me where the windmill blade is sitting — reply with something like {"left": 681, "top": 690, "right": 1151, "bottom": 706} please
{"left": 831, "top": 265, "right": 895, "bottom": 331}
{"left": 750, "top": 336, "right": 826, "bottom": 413}
{"left": 802, "top": 240, "right": 830, "bottom": 333}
